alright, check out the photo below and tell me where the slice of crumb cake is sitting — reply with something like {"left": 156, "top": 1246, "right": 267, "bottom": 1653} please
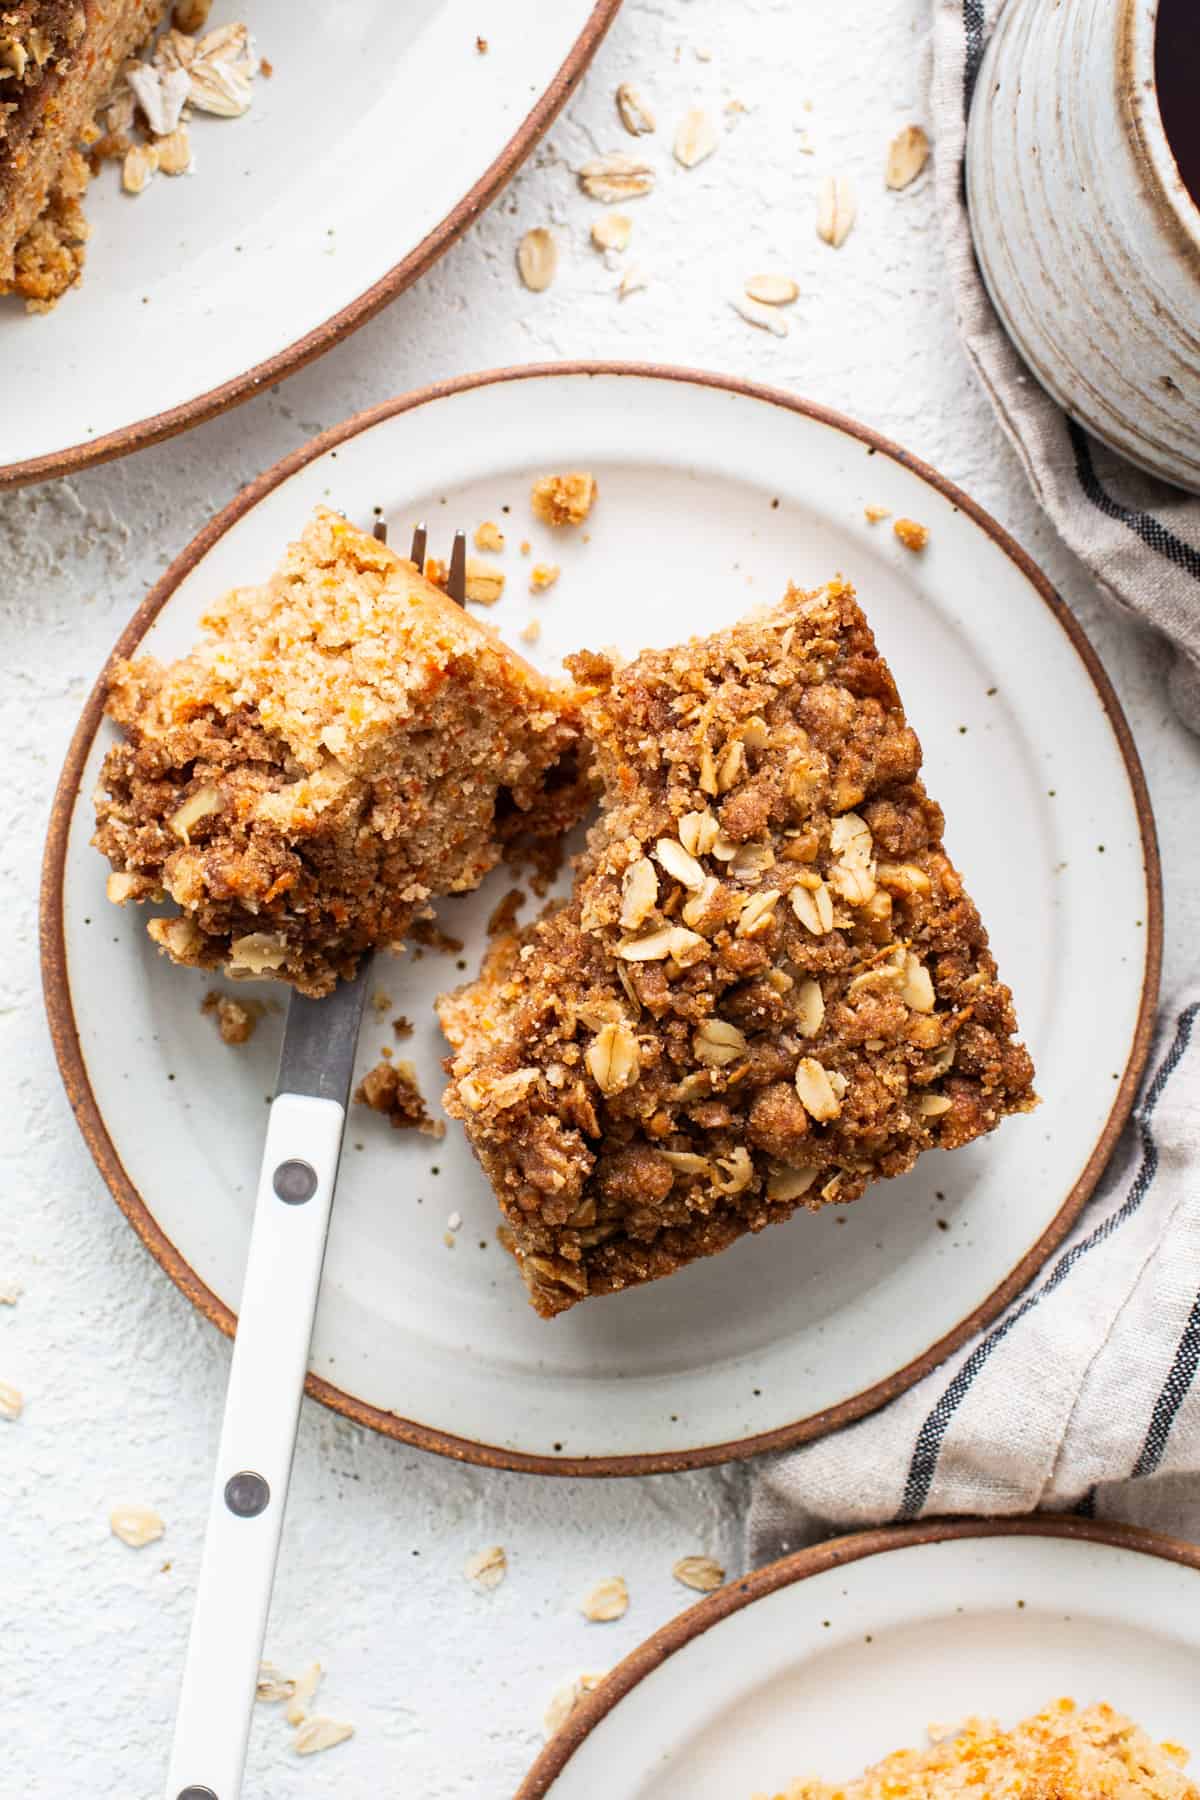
{"left": 93, "top": 508, "right": 589, "bottom": 996}
{"left": 439, "top": 578, "right": 1036, "bottom": 1319}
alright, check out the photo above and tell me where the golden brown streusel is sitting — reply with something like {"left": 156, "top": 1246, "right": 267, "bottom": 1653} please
{"left": 771, "top": 1699, "right": 1197, "bottom": 1800}
{"left": 355, "top": 1058, "right": 444, "bottom": 1139}
{"left": 531, "top": 472, "right": 597, "bottom": 528}
{"left": 93, "top": 508, "right": 591, "bottom": 996}
{"left": 439, "top": 578, "right": 1035, "bottom": 1318}
{"left": 893, "top": 516, "right": 930, "bottom": 552}
{"left": 201, "top": 989, "right": 256, "bottom": 1045}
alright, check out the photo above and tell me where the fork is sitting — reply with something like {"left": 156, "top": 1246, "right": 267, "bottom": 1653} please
{"left": 164, "top": 522, "right": 465, "bottom": 1800}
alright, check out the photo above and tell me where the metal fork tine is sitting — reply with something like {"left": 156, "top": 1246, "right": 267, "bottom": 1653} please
{"left": 410, "top": 522, "right": 427, "bottom": 572}
{"left": 446, "top": 530, "right": 467, "bottom": 608}
{"left": 372, "top": 518, "right": 388, "bottom": 544}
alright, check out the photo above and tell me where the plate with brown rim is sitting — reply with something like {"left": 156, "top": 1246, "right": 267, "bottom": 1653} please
{"left": 517, "top": 1518, "right": 1200, "bottom": 1797}
{"left": 40, "top": 364, "right": 1160, "bottom": 1475}
{"left": 0, "top": 0, "right": 622, "bottom": 488}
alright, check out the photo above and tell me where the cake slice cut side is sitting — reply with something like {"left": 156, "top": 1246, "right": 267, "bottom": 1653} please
{"left": 93, "top": 507, "right": 590, "bottom": 996}
{"left": 439, "top": 578, "right": 1036, "bottom": 1319}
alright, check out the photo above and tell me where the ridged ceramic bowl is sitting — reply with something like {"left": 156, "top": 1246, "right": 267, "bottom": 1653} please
{"left": 966, "top": 0, "right": 1200, "bottom": 493}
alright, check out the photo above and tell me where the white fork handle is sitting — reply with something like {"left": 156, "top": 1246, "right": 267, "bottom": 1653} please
{"left": 164, "top": 1092, "right": 346, "bottom": 1800}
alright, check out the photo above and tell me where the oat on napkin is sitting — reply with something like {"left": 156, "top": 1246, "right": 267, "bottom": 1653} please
{"left": 931, "top": 0, "right": 1200, "bottom": 731}
{"left": 749, "top": 992, "right": 1200, "bottom": 1560}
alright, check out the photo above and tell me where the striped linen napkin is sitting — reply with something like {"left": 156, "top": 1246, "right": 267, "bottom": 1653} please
{"left": 929, "top": 0, "right": 1200, "bottom": 730}
{"left": 748, "top": 993, "right": 1200, "bottom": 1559}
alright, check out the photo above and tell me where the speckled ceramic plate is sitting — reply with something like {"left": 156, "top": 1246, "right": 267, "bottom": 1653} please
{"left": 41, "top": 365, "right": 1160, "bottom": 1474}
{"left": 0, "top": 0, "right": 621, "bottom": 487}
{"left": 517, "top": 1520, "right": 1200, "bottom": 1798}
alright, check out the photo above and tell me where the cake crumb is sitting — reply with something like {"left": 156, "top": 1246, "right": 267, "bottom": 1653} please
{"left": 521, "top": 618, "right": 542, "bottom": 644}
{"left": 520, "top": 540, "right": 532, "bottom": 556}
{"left": 259, "top": 55, "right": 273, "bottom": 77}
{"left": 475, "top": 520, "right": 505, "bottom": 552}
{"left": 487, "top": 887, "right": 525, "bottom": 937}
{"left": 410, "top": 920, "right": 465, "bottom": 956}
{"left": 202, "top": 990, "right": 257, "bottom": 1045}
{"left": 531, "top": 473, "right": 597, "bottom": 527}
{"left": 355, "top": 1059, "right": 445, "bottom": 1138}
{"left": 864, "top": 505, "right": 892, "bottom": 523}
{"left": 372, "top": 990, "right": 393, "bottom": 1015}
{"left": 893, "top": 516, "right": 929, "bottom": 551}
{"left": 0, "top": 1283, "right": 22, "bottom": 1306}
{"left": 530, "top": 562, "right": 560, "bottom": 592}
{"left": 0, "top": 1380, "right": 24, "bottom": 1421}
{"left": 392, "top": 1014, "right": 413, "bottom": 1039}
{"left": 475, "top": 34, "right": 488, "bottom": 52}
{"left": 174, "top": 0, "right": 213, "bottom": 29}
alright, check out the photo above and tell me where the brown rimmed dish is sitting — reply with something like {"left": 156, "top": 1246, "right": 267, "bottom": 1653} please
{"left": 518, "top": 1517, "right": 1200, "bottom": 1797}
{"left": 40, "top": 363, "right": 1161, "bottom": 1477}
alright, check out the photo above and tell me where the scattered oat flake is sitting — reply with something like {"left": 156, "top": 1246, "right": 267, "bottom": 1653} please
{"left": 673, "top": 1554, "right": 725, "bottom": 1592}
{"left": 694, "top": 44, "right": 713, "bottom": 61}
{"left": 464, "top": 557, "right": 505, "bottom": 603}
{"left": 530, "top": 562, "right": 560, "bottom": 591}
{"left": 731, "top": 294, "right": 788, "bottom": 337}
{"left": 256, "top": 1662, "right": 296, "bottom": 1704}
{"left": 474, "top": 520, "right": 504, "bottom": 552}
{"left": 894, "top": 516, "right": 929, "bottom": 551}
{"left": 886, "top": 124, "right": 931, "bottom": 190}
{"left": 520, "top": 618, "right": 541, "bottom": 644}
{"left": 294, "top": 1717, "right": 354, "bottom": 1757}
{"left": 443, "top": 1231, "right": 456, "bottom": 1249}
{"left": 0, "top": 1380, "right": 23, "bottom": 1420}
{"left": 616, "top": 82, "right": 655, "bottom": 136}
{"left": 578, "top": 153, "right": 655, "bottom": 202}
{"left": 517, "top": 226, "right": 557, "bottom": 292}
{"left": 285, "top": 1662, "right": 322, "bottom": 1727}
{"left": 618, "top": 264, "right": 649, "bottom": 299}
{"left": 464, "top": 1544, "right": 507, "bottom": 1589}
{"left": 591, "top": 211, "right": 632, "bottom": 253}
{"left": 122, "top": 143, "right": 159, "bottom": 194}
{"left": 544, "top": 1673, "right": 606, "bottom": 1740}
{"left": 744, "top": 273, "right": 798, "bottom": 306}
{"left": 110, "top": 1503, "right": 164, "bottom": 1547}
{"left": 127, "top": 61, "right": 191, "bottom": 136}
{"left": 156, "top": 126, "right": 193, "bottom": 176}
{"left": 447, "top": 1210, "right": 463, "bottom": 1233}
{"left": 581, "top": 1576, "right": 628, "bottom": 1622}
{"left": 674, "top": 107, "right": 718, "bottom": 168}
{"left": 864, "top": 504, "right": 892, "bottom": 523}
{"left": 0, "top": 1283, "right": 21, "bottom": 1305}
{"left": 816, "top": 173, "right": 856, "bottom": 246}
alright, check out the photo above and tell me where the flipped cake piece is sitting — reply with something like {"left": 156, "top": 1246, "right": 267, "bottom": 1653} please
{"left": 772, "top": 1699, "right": 1198, "bottom": 1800}
{"left": 439, "top": 578, "right": 1036, "bottom": 1319}
{"left": 0, "top": 0, "right": 168, "bottom": 306}
{"left": 94, "top": 508, "right": 590, "bottom": 996}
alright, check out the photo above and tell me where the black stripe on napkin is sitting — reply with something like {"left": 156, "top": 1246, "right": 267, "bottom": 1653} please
{"left": 895, "top": 1003, "right": 1199, "bottom": 1521}
{"left": 962, "top": 0, "right": 987, "bottom": 117}
{"left": 1069, "top": 422, "right": 1200, "bottom": 584}
{"left": 1133, "top": 1206, "right": 1200, "bottom": 1479}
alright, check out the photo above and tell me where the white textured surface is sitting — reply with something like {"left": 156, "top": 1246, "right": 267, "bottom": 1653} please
{"left": 2, "top": 2, "right": 1198, "bottom": 1795}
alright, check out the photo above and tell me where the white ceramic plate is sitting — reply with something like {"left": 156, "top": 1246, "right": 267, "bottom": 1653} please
{"left": 516, "top": 1521, "right": 1200, "bottom": 1798}
{"left": 42, "top": 365, "right": 1160, "bottom": 1474}
{"left": 0, "top": 1, "right": 620, "bottom": 486}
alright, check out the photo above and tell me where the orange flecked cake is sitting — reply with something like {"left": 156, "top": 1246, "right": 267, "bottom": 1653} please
{"left": 0, "top": 0, "right": 167, "bottom": 307}
{"left": 93, "top": 508, "right": 590, "bottom": 996}
{"left": 765, "top": 1699, "right": 1198, "bottom": 1800}
{"left": 439, "top": 579, "right": 1036, "bottom": 1319}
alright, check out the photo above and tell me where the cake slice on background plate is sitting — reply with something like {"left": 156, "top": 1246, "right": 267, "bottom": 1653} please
{"left": 440, "top": 578, "right": 1036, "bottom": 1319}
{"left": 0, "top": 0, "right": 168, "bottom": 307}
{"left": 93, "top": 507, "right": 590, "bottom": 997}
